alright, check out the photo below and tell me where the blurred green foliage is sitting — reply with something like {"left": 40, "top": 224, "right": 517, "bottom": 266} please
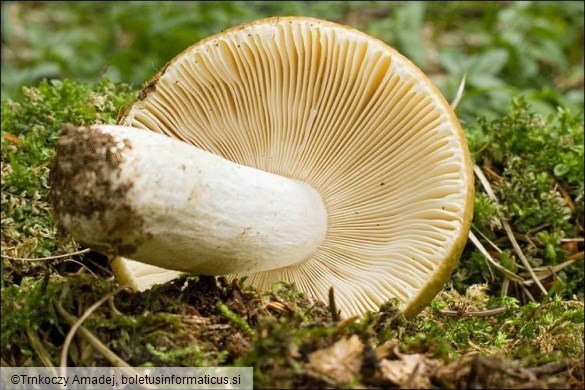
{"left": 2, "top": 1, "right": 583, "bottom": 123}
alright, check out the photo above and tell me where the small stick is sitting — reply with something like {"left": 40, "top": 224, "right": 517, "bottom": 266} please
{"left": 520, "top": 283, "right": 537, "bottom": 302}
{"left": 336, "top": 316, "right": 359, "bottom": 331}
{"left": 482, "top": 165, "right": 502, "bottom": 182}
{"left": 503, "top": 222, "right": 547, "bottom": 295}
{"left": 528, "top": 360, "right": 570, "bottom": 376}
{"left": 501, "top": 278, "right": 510, "bottom": 298}
{"left": 560, "top": 238, "right": 584, "bottom": 243}
{"left": 3, "top": 133, "right": 23, "bottom": 145}
{"left": 63, "top": 258, "right": 98, "bottom": 279}
{"left": 555, "top": 180, "right": 576, "bottom": 213}
{"left": 55, "top": 297, "right": 157, "bottom": 388}
{"left": 58, "top": 286, "right": 124, "bottom": 371}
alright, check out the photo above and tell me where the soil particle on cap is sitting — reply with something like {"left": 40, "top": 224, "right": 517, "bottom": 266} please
{"left": 49, "top": 124, "right": 146, "bottom": 256}
{"left": 137, "top": 79, "right": 158, "bottom": 101}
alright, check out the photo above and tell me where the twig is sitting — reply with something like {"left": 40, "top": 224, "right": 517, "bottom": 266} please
{"left": 264, "top": 300, "right": 287, "bottom": 314}
{"left": 526, "top": 223, "right": 551, "bottom": 236}
{"left": 439, "top": 307, "right": 508, "bottom": 318}
{"left": 336, "top": 315, "right": 359, "bottom": 331}
{"left": 85, "top": 256, "right": 115, "bottom": 276}
{"left": 107, "top": 295, "right": 124, "bottom": 319}
{"left": 555, "top": 180, "right": 576, "bottom": 213}
{"left": 473, "top": 164, "right": 498, "bottom": 199}
{"left": 55, "top": 297, "right": 157, "bottom": 388}
{"left": 3, "top": 133, "right": 23, "bottom": 145}
{"left": 1, "top": 248, "right": 90, "bottom": 261}
{"left": 520, "top": 283, "right": 537, "bottom": 303}
{"left": 482, "top": 164, "right": 502, "bottom": 182}
{"left": 523, "top": 256, "right": 582, "bottom": 283}
{"left": 63, "top": 258, "right": 98, "bottom": 279}
{"left": 528, "top": 360, "right": 570, "bottom": 376}
{"left": 560, "top": 237, "right": 584, "bottom": 242}
{"left": 501, "top": 278, "right": 509, "bottom": 297}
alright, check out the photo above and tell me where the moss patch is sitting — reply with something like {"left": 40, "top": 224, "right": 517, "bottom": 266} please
{"left": 2, "top": 275, "right": 583, "bottom": 388}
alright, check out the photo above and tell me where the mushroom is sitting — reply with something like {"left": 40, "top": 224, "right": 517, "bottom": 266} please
{"left": 50, "top": 17, "right": 474, "bottom": 318}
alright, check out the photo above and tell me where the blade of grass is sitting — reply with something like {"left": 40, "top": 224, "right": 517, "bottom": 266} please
{"left": 468, "top": 231, "right": 523, "bottom": 282}
{"left": 54, "top": 285, "right": 155, "bottom": 387}
{"left": 451, "top": 73, "right": 467, "bottom": 110}
{"left": 25, "top": 326, "right": 58, "bottom": 373}
{"left": 1, "top": 248, "right": 90, "bottom": 261}
{"left": 57, "top": 286, "right": 125, "bottom": 373}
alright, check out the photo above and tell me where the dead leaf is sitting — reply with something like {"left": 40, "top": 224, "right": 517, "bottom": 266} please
{"left": 379, "top": 352, "right": 439, "bottom": 389}
{"left": 305, "top": 334, "right": 363, "bottom": 383}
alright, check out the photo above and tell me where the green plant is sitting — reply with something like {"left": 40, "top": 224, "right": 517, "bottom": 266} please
{"left": 456, "top": 98, "right": 584, "bottom": 300}
{"left": 1, "top": 79, "right": 135, "bottom": 263}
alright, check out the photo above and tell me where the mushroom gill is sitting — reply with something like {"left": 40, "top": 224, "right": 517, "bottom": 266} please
{"left": 75, "top": 17, "right": 473, "bottom": 317}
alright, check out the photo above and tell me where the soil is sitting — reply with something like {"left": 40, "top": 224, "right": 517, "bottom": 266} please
{"left": 49, "top": 124, "right": 147, "bottom": 256}
{"left": 3, "top": 271, "right": 582, "bottom": 389}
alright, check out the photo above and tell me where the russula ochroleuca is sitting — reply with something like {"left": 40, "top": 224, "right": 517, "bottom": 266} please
{"left": 50, "top": 17, "right": 474, "bottom": 318}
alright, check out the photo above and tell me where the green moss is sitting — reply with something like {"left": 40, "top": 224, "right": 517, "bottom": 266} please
{"left": 500, "top": 157, "right": 573, "bottom": 234}
{"left": 217, "top": 301, "right": 257, "bottom": 340}
{"left": 472, "top": 192, "right": 503, "bottom": 238}
{"left": 1, "top": 275, "right": 115, "bottom": 366}
{"left": 394, "top": 288, "right": 584, "bottom": 365}
{"left": 237, "top": 317, "right": 338, "bottom": 388}
{"left": 1, "top": 271, "right": 583, "bottom": 387}
{"left": 1, "top": 78, "right": 136, "bottom": 262}
{"left": 145, "top": 343, "right": 225, "bottom": 367}
{"left": 470, "top": 97, "right": 583, "bottom": 231}
{"left": 456, "top": 97, "right": 583, "bottom": 299}
{"left": 472, "top": 98, "right": 584, "bottom": 184}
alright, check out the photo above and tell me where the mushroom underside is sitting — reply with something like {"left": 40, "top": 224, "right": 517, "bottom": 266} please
{"left": 52, "top": 17, "right": 474, "bottom": 318}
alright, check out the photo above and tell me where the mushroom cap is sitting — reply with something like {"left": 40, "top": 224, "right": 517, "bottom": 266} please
{"left": 114, "top": 16, "right": 474, "bottom": 317}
